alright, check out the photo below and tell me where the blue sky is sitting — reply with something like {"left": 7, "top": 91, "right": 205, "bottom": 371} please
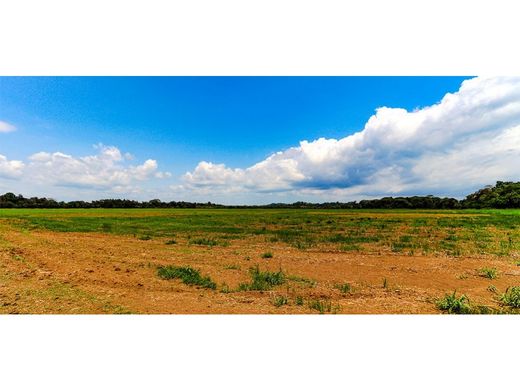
{"left": 1, "top": 76, "right": 520, "bottom": 204}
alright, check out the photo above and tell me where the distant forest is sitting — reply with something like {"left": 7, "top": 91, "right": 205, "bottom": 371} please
{"left": 1, "top": 181, "right": 520, "bottom": 209}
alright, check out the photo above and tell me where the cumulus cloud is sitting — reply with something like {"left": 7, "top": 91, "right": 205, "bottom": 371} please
{"left": 26, "top": 144, "right": 171, "bottom": 192}
{"left": 0, "top": 120, "right": 16, "bottom": 133}
{"left": 0, "top": 155, "right": 24, "bottom": 179}
{"left": 182, "top": 76, "right": 520, "bottom": 199}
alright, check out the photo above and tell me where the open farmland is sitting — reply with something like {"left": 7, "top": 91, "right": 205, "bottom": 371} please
{"left": 1, "top": 208, "right": 520, "bottom": 314}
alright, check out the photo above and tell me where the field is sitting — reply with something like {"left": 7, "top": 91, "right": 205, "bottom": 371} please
{"left": 1, "top": 208, "right": 520, "bottom": 314}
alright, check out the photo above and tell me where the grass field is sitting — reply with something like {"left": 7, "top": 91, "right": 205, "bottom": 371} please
{"left": 1, "top": 208, "right": 519, "bottom": 314}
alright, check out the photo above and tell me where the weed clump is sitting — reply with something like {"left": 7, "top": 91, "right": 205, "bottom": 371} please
{"left": 272, "top": 295, "right": 288, "bottom": 307}
{"left": 500, "top": 286, "right": 520, "bottom": 308}
{"left": 157, "top": 265, "right": 217, "bottom": 290}
{"left": 336, "top": 282, "right": 352, "bottom": 294}
{"left": 165, "top": 239, "right": 177, "bottom": 245}
{"left": 261, "top": 251, "right": 273, "bottom": 259}
{"left": 479, "top": 267, "right": 498, "bottom": 279}
{"left": 308, "top": 299, "right": 340, "bottom": 314}
{"left": 436, "top": 291, "right": 472, "bottom": 314}
{"left": 238, "top": 265, "right": 285, "bottom": 291}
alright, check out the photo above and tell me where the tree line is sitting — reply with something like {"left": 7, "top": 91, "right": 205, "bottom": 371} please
{"left": 1, "top": 181, "right": 519, "bottom": 209}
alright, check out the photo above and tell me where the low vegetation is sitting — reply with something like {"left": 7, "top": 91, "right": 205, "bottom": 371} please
{"left": 479, "top": 267, "right": 498, "bottom": 279}
{"left": 157, "top": 265, "right": 217, "bottom": 290}
{"left": 500, "top": 286, "right": 520, "bottom": 308}
{"left": 436, "top": 292, "right": 472, "bottom": 314}
{"left": 238, "top": 265, "right": 285, "bottom": 291}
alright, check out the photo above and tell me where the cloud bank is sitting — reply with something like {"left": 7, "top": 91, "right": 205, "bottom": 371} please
{"left": 182, "top": 76, "right": 520, "bottom": 200}
{"left": 0, "top": 145, "right": 171, "bottom": 198}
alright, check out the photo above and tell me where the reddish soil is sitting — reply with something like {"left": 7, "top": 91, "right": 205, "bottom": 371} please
{"left": 1, "top": 227, "right": 519, "bottom": 314}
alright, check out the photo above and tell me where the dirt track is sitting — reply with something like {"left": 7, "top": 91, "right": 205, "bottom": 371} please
{"left": 1, "top": 227, "right": 519, "bottom": 314}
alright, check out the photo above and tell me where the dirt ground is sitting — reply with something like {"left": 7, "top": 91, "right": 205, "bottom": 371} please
{"left": 1, "top": 226, "right": 519, "bottom": 314}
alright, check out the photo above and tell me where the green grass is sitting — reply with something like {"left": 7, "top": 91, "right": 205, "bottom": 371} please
{"left": 272, "top": 295, "right": 289, "bottom": 307}
{"left": 189, "top": 237, "right": 219, "bottom": 246}
{"left": 335, "top": 282, "right": 352, "bottom": 294}
{"left": 308, "top": 299, "right": 340, "bottom": 314}
{"left": 500, "top": 286, "right": 520, "bottom": 308}
{"left": 2, "top": 208, "right": 520, "bottom": 257}
{"left": 261, "top": 251, "right": 273, "bottom": 259}
{"left": 157, "top": 265, "right": 217, "bottom": 290}
{"left": 436, "top": 291, "right": 472, "bottom": 314}
{"left": 238, "top": 265, "right": 285, "bottom": 291}
{"left": 479, "top": 267, "right": 498, "bottom": 279}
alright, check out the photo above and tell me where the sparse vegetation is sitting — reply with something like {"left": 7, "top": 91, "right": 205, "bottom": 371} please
{"left": 336, "top": 282, "right": 352, "bottom": 294}
{"left": 165, "top": 239, "right": 177, "bottom": 245}
{"left": 436, "top": 291, "right": 472, "bottom": 314}
{"left": 479, "top": 267, "right": 498, "bottom": 279}
{"left": 238, "top": 265, "right": 285, "bottom": 291}
{"left": 308, "top": 299, "right": 340, "bottom": 314}
{"left": 500, "top": 286, "right": 520, "bottom": 308}
{"left": 189, "top": 237, "right": 219, "bottom": 247}
{"left": 157, "top": 265, "right": 217, "bottom": 290}
{"left": 261, "top": 251, "right": 273, "bottom": 259}
{"left": 272, "top": 295, "right": 289, "bottom": 307}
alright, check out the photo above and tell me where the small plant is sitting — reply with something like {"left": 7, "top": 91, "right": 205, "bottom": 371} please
{"left": 487, "top": 285, "right": 498, "bottom": 293}
{"left": 238, "top": 265, "right": 285, "bottom": 291}
{"left": 295, "top": 296, "right": 304, "bottom": 306}
{"left": 165, "top": 239, "right": 177, "bottom": 245}
{"left": 479, "top": 267, "right": 498, "bottom": 279}
{"left": 308, "top": 299, "right": 340, "bottom": 314}
{"left": 157, "top": 265, "right": 217, "bottom": 290}
{"left": 138, "top": 235, "right": 152, "bottom": 241}
{"left": 336, "top": 282, "right": 352, "bottom": 294}
{"left": 261, "top": 251, "right": 273, "bottom": 259}
{"left": 436, "top": 291, "right": 472, "bottom": 314}
{"left": 272, "top": 295, "right": 288, "bottom": 307}
{"left": 500, "top": 286, "right": 520, "bottom": 308}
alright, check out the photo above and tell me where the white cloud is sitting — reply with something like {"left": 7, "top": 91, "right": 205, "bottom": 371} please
{"left": 0, "top": 121, "right": 16, "bottom": 133}
{"left": 26, "top": 145, "right": 171, "bottom": 191}
{"left": 182, "top": 76, "right": 520, "bottom": 200}
{"left": 0, "top": 155, "right": 24, "bottom": 179}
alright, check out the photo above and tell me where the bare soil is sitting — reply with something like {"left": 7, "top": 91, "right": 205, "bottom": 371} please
{"left": 1, "top": 227, "right": 519, "bottom": 314}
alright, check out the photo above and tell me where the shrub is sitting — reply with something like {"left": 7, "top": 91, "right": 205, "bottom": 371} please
{"left": 157, "top": 265, "right": 216, "bottom": 290}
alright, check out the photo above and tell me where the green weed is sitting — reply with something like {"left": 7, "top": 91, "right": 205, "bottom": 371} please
{"left": 157, "top": 265, "right": 217, "bottom": 290}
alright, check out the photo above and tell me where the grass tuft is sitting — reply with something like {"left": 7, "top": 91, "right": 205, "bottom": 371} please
{"left": 479, "top": 267, "right": 498, "bottom": 279}
{"left": 157, "top": 265, "right": 217, "bottom": 290}
{"left": 500, "top": 286, "right": 520, "bottom": 308}
{"left": 238, "top": 265, "right": 285, "bottom": 291}
{"left": 261, "top": 251, "right": 273, "bottom": 259}
{"left": 436, "top": 291, "right": 472, "bottom": 314}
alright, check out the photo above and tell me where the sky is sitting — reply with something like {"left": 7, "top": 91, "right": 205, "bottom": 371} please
{"left": 1, "top": 76, "right": 520, "bottom": 204}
